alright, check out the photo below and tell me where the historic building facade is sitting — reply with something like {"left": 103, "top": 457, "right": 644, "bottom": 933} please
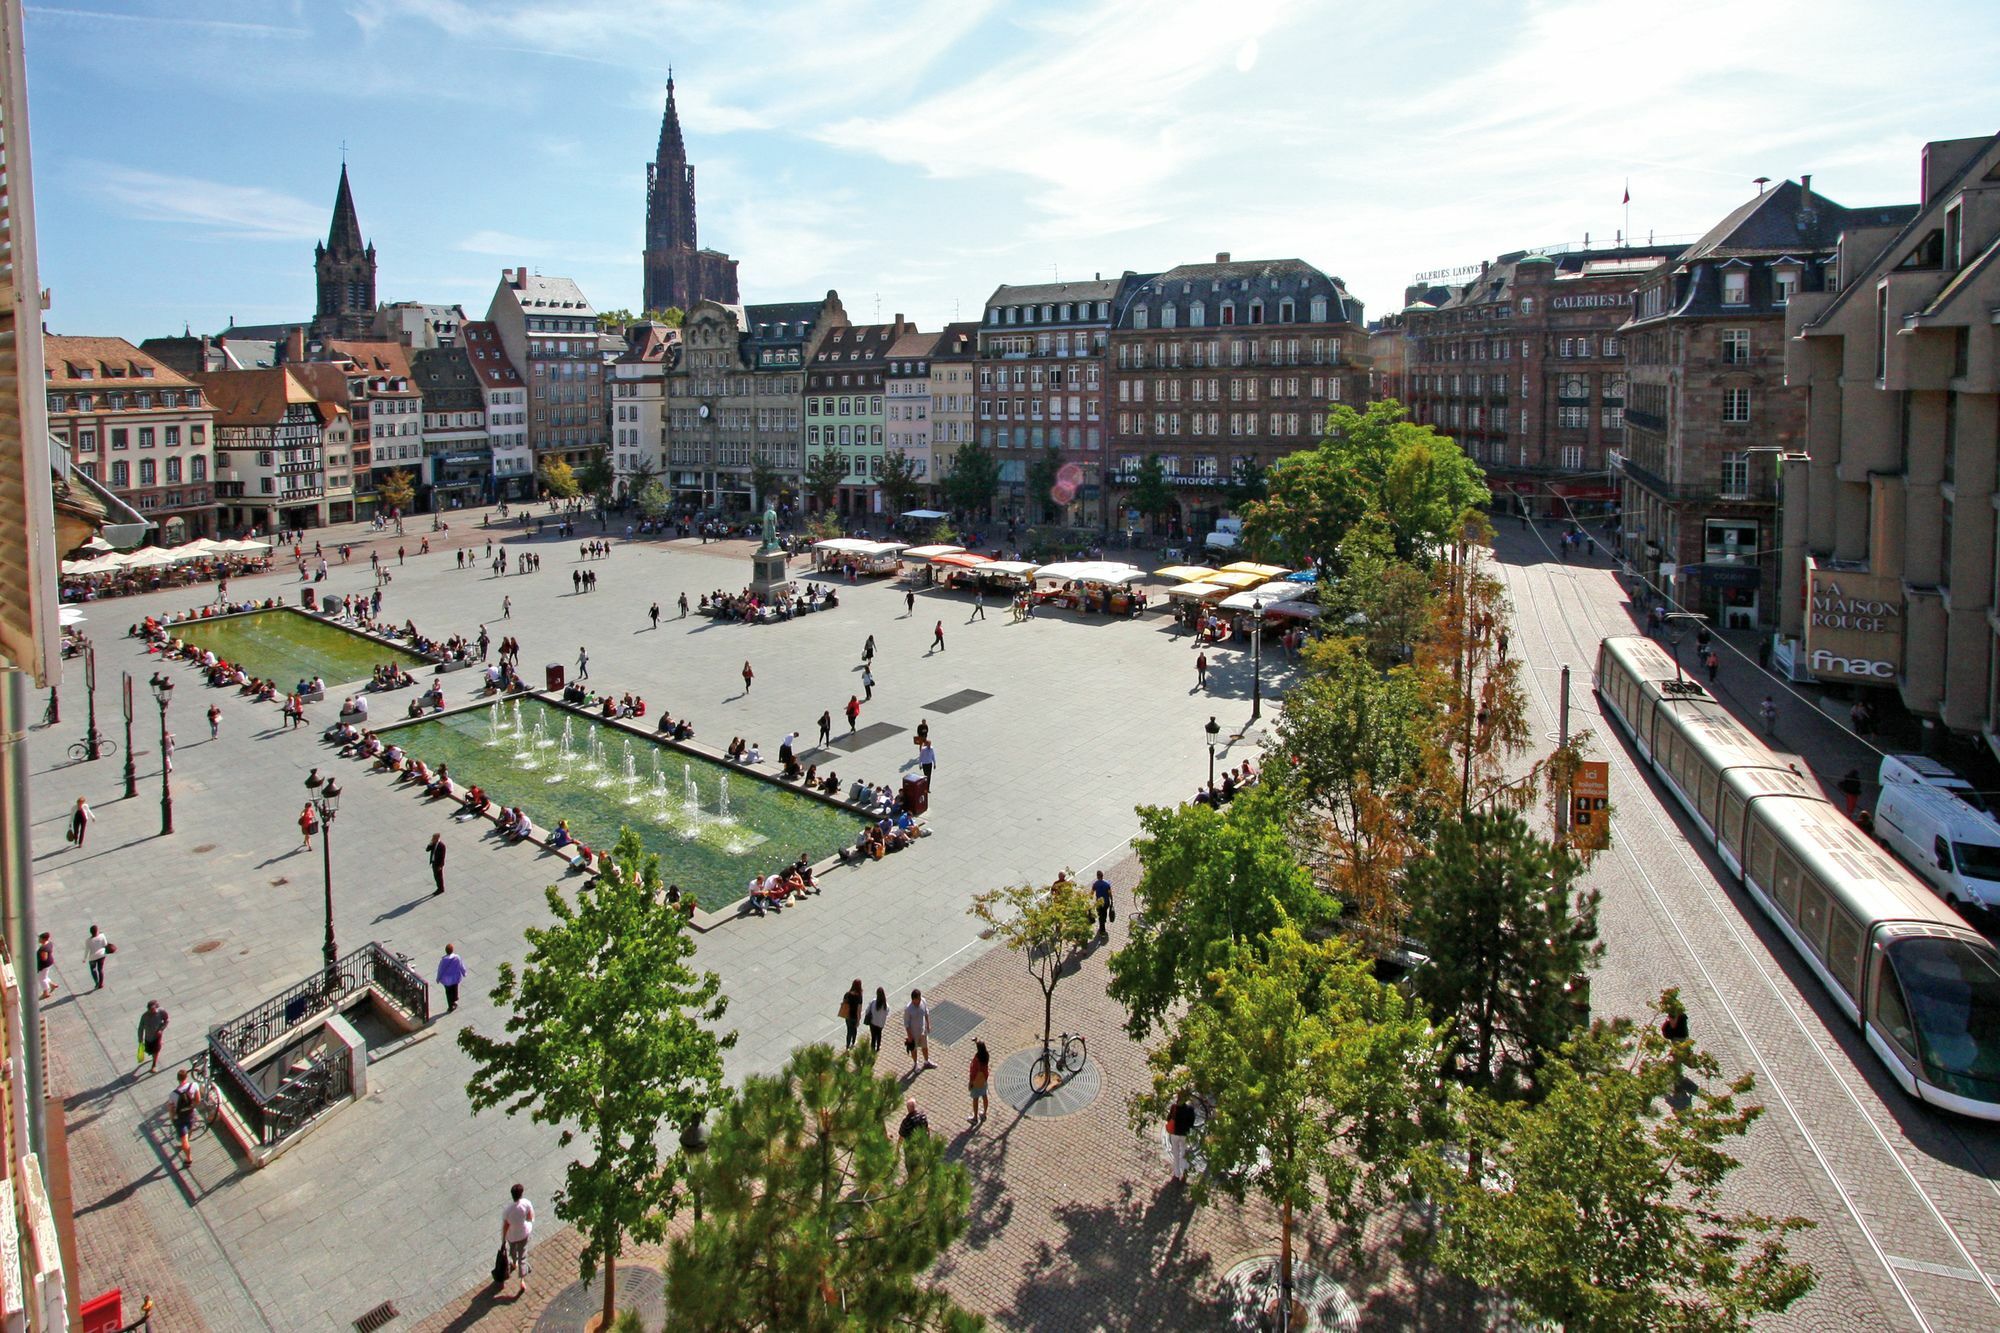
{"left": 485, "top": 269, "right": 605, "bottom": 475}
{"left": 1781, "top": 133, "right": 2000, "bottom": 749}
{"left": 43, "top": 336, "right": 215, "bottom": 542}
{"left": 320, "top": 338, "right": 422, "bottom": 513}
{"left": 609, "top": 321, "right": 675, "bottom": 496}
{"left": 1619, "top": 180, "right": 1914, "bottom": 628}
{"left": 666, "top": 296, "right": 840, "bottom": 510}
{"left": 462, "top": 321, "right": 531, "bottom": 500}
{"left": 927, "top": 322, "right": 978, "bottom": 501}
{"left": 641, "top": 78, "right": 739, "bottom": 315}
{"left": 196, "top": 368, "right": 327, "bottom": 533}
{"left": 1107, "top": 256, "right": 1368, "bottom": 538}
{"left": 412, "top": 343, "right": 490, "bottom": 508}
{"left": 975, "top": 278, "right": 1121, "bottom": 524}
{"left": 1400, "top": 244, "right": 1677, "bottom": 517}
{"left": 885, "top": 330, "right": 938, "bottom": 495}
{"left": 805, "top": 317, "right": 913, "bottom": 516}
{"left": 312, "top": 165, "right": 377, "bottom": 341}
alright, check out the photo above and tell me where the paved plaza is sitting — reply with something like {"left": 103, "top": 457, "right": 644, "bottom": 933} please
{"left": 30, "top": 514, "right": 1290, "bottom": 1331}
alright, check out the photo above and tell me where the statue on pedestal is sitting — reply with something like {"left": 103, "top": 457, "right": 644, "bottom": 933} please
{"left": 756, "top": 503, "right": 780, "bottom": 555}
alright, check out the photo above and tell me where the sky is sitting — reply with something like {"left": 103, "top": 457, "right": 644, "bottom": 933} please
{"left": 25, "top": 0, "right": 2000, "bottom": 342}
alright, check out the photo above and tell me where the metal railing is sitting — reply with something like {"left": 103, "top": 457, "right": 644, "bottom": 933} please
{"left": 206, "top": 1035, "right": 353, "bottom": 1148}
{"left": 209, "top": 942, "right": 428, "bottom": 1063}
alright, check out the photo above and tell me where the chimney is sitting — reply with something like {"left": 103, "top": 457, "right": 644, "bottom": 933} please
{"left": 1796, "top": 175, "right": 1818, "bottom": 234}
{"left": 1215, "top": 252, "right": 1230, "bottom": 264}
{"left": 286, "top": 326, "right": 305, "bottom": 364}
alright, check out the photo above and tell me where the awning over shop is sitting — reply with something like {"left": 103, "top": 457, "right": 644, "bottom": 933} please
{"left": 1204, "top": 570, "right": 1265, "bottom": 590}
{"left": 899, "top": 509, "right": 949, "bottom": 521}
{"left": 932, "top": 552, "right": 993, "bottom": 569}
{"left": 1166, "top": 580, "right": 1233, "bottom": 601}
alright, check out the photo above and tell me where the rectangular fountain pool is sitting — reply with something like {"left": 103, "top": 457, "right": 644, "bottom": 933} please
{"left": 383, "top": 697, "right": 860, "bottom": 900}
{"left": 174, "top": 609, "right": 427, "bottom": 689}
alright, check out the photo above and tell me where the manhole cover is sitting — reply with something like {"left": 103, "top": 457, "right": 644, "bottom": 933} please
{"left": 191, "top": 940, "right": 223, "bottom": 954}
{"left": 191, "top": 843, "right": 217, "bottom": 853}
{"left": 1220, "top": 1257, "right": 1358, "bottom": 1332}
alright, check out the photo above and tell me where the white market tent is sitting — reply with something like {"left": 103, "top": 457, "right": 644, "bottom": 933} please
{"left": 1033, "top": 560, "right": 1147, "bottom": 585}
{"left": 1166, "top": 580, "right": 1234, "bottom": 602}
{"left": 899, "top": 509, "right": 948, "bottom": 521}
{"left": 901, "top": 544, "right": 965, "bottom": 561}
{"left": 119, "top": 547, "right": 183, "bottom": 569}
{"left": 219, "top": 538, "right": 273, "bottom": 553}
{"left": 813, "top": 538, "right": 908, "bottom": 556}
{"left": 979, "top": 560, "right": 1041, "bottom": 578}
{"left": 1217, "top": 580, "right": 1311, "bottom": 612}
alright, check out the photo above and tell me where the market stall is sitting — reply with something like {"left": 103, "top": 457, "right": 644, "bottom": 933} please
{"left": 1031, "top": 560, "right": 1152, "bottom": 616}
{"left": 812, "top": 537, "right": 908, "bottom": 576}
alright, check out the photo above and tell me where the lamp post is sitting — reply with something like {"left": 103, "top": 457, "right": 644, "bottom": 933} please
{"left": 1248, "top": 595, "right": 1266, "bottom": 724}
{"left": 121, "top": 673, "right": 137, "bottom": 799}
{"left": 1205, "top": 715, "right": 1221, "bottom": 789}
{"left": 314, "top": 777, "right": 342, "bottom": 992}
{"left": 679, "top": 1115, "right": 710, "bottom": 1222}
{"left": 149, "top": 674, "right": 174, "bottom": 834}
{"left": 83, "top": 642, "right": 104, "bottom": 760}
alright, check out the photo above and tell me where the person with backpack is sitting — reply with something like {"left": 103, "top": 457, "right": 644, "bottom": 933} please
{"left": 1166, "top": 1095, "right": 1198, "bottom": 1182}
{"left": 898, "top": 1098, "right": 930, "bottom": 1141}
{"left": 170, "top": 1067, "right": 201, "bottom": 1168}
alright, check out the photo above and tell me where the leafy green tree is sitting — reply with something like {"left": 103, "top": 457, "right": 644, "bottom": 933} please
{"left": 1402, "top": 806, "right": 1602, "bottom": 1095}
{"left": 879, "top": 448, "right": 925, "bottom": 518}
{"left": 968, "top": 878, "right": 1099, "bottom": 1070}
{"left": 538, "top": 458, "right": 581, "bottom": 500}
{"left": 1026, "top": 445, "right": 1064, "bottom": 521}
{"left": 805, "top": 508, "right": 844, "bottom": 542}
{"left": 376, "top": 468, "right": 416, "bottom": 513}
{"left": 577, "top": 456, "right": 617, "bottom": 504}
{"left": 635, "top": 479, "right": 672, "bottom": 520}
{"left": 1314, "top": 515, "right": 1430, "bottom": 666}
{"left": 595, "top": 308, "right": 636, "bottom": 330}
{"left": 804, "top": 449, "right": 847, "bottom": 512}
{"left": 1136, "top": 927, "right": 1441, "bottom": 1310}
{"left": 1415, "top": 515, "right": 1530, "bottom": 818}
{"left": 928, "top": 517, "right": 959, "bottom": 546}
{"left": 1409, "top": 1003, "right": 1816, "bottom": 1331}
{"left": 651, "top": 306, "right": 686, "bottom": 328}
{"left": 460, "top": 828, "right": 733, "bottom": 1328}
{"left": 663, "top": 1045, "right": 981, "bottom": 1333}
{"left": 1223, "top": 456, "right": 1268, "bottom": 509}
{"left": 749, "top": 453, "right": 785, "bottom": 511}
{"left": 1109, "top": 781, "right": 1334, "bottom": 1040}
{"left": 1243, "top": 400, "right": 1486, "bottom": 570}
{"left": 941, "top": 440, "right": 1001, "bottom": 517}
{"left": 1127, "top": 453, "right": 1175, "bottom": 532}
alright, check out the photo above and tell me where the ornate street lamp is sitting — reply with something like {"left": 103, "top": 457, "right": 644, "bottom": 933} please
{"left": 1205, "top": 715, "right": 1221, "bottom": 789}
{"left": 149, "top": 674, "right": 174, "bottom": 834}
{"left": 1248, "top": 594, "right": 1266, "bottom": 723}
{"left": 121, "top": 672, "right": 137, "bottom": 799}
{"left": 82, "top": 642, "right": 105, "bottom": 760}
{"left": 315, "top": 777, "right": 342, "bottom": 992}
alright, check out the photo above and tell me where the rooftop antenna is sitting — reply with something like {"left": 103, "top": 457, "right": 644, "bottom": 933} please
{"left": 873, "top": 292, "right": 881, "bottom": 322}
{"left": 1754, "top": 176, "right": 1771, "bottom": 195}
{"left": 1053, "top": 262, "right": 1060, "bottom": 283}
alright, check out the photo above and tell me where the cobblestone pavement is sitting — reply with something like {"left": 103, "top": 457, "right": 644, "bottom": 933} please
{"left": 32, "top": 512, "right": 1288, "bottom": 1331}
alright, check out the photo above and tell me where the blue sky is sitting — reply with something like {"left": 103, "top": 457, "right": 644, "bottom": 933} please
{"left": 26, "top": 0, "right": 2000, "bottom": 341}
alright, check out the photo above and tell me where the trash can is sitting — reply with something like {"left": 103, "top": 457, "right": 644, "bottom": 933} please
{"left": 901, "top": 776, "right": 929, "bottom": 816}
{"left": 300, "top": 587, "right": 316, "bottom": 610}
{"left": 545, "top": 663, "right": 565, "bottom": 692}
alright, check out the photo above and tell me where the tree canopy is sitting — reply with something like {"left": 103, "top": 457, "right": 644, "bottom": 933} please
{"left": 1127, "top": 453, "right": 1175, "bottom": 526}
{"left": 577, "top": 456, "right": 617, "bottom": 502}
{"left": 879, "top": 449, "right": 925, "bottom": 518}
{"left": 941, "top": 440, "right": 1001, "bottom": 517}
{"left": 969, "top": 877, "right": 1099, "bottom": 1055}
{"left": 1026, "top": 445, "right": 1064, "bottom": 522}
{"left": 804, "top": 449, "right": 848, "bottom": 511}
{"left": 538, "top": 458, "right": 581, "bottom": 500}
{"left": 375, "top": 467, "right": 416, "bottom": 513}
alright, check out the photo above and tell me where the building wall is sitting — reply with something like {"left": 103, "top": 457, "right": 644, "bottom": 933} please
{"left": 45, "top": 379, "right": 215, "bottom": 542}
{"left": 666, "top": 305, "right": 817, "bottom": 509}
{"left": 886, "top": 358, "right": 933, "bottom": 492}
{"left": 929, "top": 343, "right": 976, "bottom": 492}
{"left": 974, "top": 289, "right": 1114, "bottom": 524}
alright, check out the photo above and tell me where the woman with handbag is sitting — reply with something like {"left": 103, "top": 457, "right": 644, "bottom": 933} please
{"left": 863, "top": 986, "right": 889, "bottom": 1054}
{"left": 839, "top": 979, "right": 864, "bottom": 1050}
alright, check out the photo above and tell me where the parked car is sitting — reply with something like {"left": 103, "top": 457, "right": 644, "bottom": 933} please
{"left": 1875, "top": 779, "right": 2000, "bottom": 914}
{"left": 1878, "top": 752, "right": 1991, "bottom": 814}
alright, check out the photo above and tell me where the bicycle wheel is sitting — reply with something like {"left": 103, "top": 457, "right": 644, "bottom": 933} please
{"left": 1029, "top": 1050, "right": 1060, "bottom": 1093}
{"left": 1063, "top": 1035, "right": 1088, "bottom": 1075}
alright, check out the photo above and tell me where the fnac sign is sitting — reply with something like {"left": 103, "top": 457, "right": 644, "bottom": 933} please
{"left": 1804, "top": 562, "right": 1903, "bottom": 685}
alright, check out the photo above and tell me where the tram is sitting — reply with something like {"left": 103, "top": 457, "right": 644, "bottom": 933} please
{"left": 1596, "top": 634, "right": 2000, "bottom": 1119}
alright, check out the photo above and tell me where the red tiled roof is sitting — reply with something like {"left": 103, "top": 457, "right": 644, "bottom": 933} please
{"left": 44, "top": 335, "right": 195, "bottom": 388}
{"left": 460, "top": 320, "right": 524, "bottom": 388}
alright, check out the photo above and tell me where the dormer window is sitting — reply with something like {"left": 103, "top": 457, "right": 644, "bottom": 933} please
{"left": 1945, "top": 202, "right": 1964, "bottom": 270}
{"left": 1190, "top": 300, "right": 1206, "bottom": 327}
{"left": 1161, "top": 302, "right": 1177, "bottom": 329}
{"left": 1310, "top": 295, "right": 1328, "bottom": 322}
{"left": 1721, "top": 270, "right": 1749, "bottom": 305}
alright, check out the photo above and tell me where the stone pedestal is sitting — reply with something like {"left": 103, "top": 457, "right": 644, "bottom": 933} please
{"left": 750, "top": 550, "right": 791, "bottom": 601}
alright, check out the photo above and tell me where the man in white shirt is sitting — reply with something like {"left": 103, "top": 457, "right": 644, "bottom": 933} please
{"left": 500, "top": 1183, "right": 535, "bottom": 1293}
{"left": 904, "top": 988, "right": 934, "bottom": 1073}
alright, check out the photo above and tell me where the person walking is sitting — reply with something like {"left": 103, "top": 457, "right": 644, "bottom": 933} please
{"left": 501, "top": 1184, "right": 535, "bottom": 1295}
{"left": 207, "top": 704, "right": 222, "bottom": 740}
{"left": 864, "top": 986, "right": 889, "bottom": 1053}
{"left": 576, "top": 646, "right": 589, "bottom": 680}
{"left": 136, "top": 1000, "right": 169, "bottom": 1073}
{"left": 970, "top": 586, "right": 986, "bottom": 621}
{"left": 845, "top": 695, "right": 861, "bottom": 733}
{"left": 861, "top": 666, "right": 875, "bottom": 702}
{"left": 299, "top": 801, "right": 318, "bottom": 851}
{"left": 478, "top": 626, "right": 490, "bottom": 660}
{"left": 170, "top": 1066, "right": 200, "bottom": 1168}
{"left": 1091, "top": 869, "right": 1114, "bottom": 938}
{"left": 678, "top": 592, "right": 689, "bottom": 619}
{"left": 919, "top": 741, "right": 936, "bottom": 786}
{"left": 428, "top": 833, "right": 448, "bottom": 896}
{"left": 35, "top": 932, "right": 55, "bottom": 999}
{"left": 1759, "top": 695, "right": 1778, "bottom": 735}
{"left": 1166, "top": 1095, "right": 1197, "bottom": 1182}
{"left": 967, "top": 1040, "right": 991, "bottom": 1126}
{"left": 502, "top": 595, "right": 512, "bottom": 619}
{"left": 649, "top": 601, "right": 661, "bottom": 630}
{"left": 68, "top": 796, "right": 94, "bottom": 848}
{"left": 930, "top": 620, "right": 945, "bottom": 653}
{"left": 818, "top": 709, "right": 833, "bottom": 748}
{"left": 862, "top": 634, "right": 875, "bottom": 666}
{"left": 1704, "top": 650, "right": 1720, "bottom": 683}
{"left": 1195, "top": 652, "right": 1209, "bottom": 690}
{"left": 905, "top": 590, "right": 915, "bottom": 617}
{"left": 839, "top": 978, "right": 864, "bottom": 1050}
{"left": 1839, "top": 768, "right": 1863, "bottom": 817}
{"left": 437, "top": 944, "right": 466, "bottom": 1013}
{"left": 904, "top": 987, "right": 934, "bottom": 1073}
{"left": 741, "top": 660, "right": 755, "bottom": 694}
{"left": 86, "top": 925, "right": 112, "bottom": 990}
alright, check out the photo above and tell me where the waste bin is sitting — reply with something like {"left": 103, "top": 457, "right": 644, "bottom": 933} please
{"left": 545, "top": 663, "right": 565, "bottom": 692}
{"left": 901, "top": 775, "right": 929, "bottom": 816}
{"left": 300, "top": 587, "right": 316, "bottom": 610}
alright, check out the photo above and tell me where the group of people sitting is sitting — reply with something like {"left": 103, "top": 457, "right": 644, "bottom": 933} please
{"left": 746, "top": 853, "right": 822, "bottom": 916}
{"left": 697, "top": 584, "right": 839, "bottom": 624}
{"left": 653, "top": 711, "right": 696, "bottom": 741}
{"left": 837, "top": 810, "right": 921, "bottom": 864}
{"left": 404, "top": 680, "right": 449, "bottom": 717}
{"left": 723, "top": 737, "right": 763, "bottom": 764}
{"left": 481, "top": 660, "right": 527, "bottom": 695}
{"left": 400, "top": 758, "right": 455, "bottom": 800}
{"left": 598, "top": 692, "right": 646, "bottom": 720}
{"left": 369, "top": 663, "right": 416, "bottom": 691}
{"left": 138, "top": 599, "right": 283, "bottom": 633}
{"left": 1193, "top": 760, "right": 1260, "bottom": 808}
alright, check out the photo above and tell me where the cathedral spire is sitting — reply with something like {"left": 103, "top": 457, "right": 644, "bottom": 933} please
{"left": 327, "top": 162, "right": 364, "bottom": 254}
{"left": 656, "top": 73, "right": 686, "bottom": 167}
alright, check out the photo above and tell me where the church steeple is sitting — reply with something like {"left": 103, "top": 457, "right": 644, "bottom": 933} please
{"left": 641, "top": 73, "right": 737, "bottom": 314}
{"left": 327, "top": 162, "right": 365, "bottom": 254}
{"left": 313, "top": 161, "right": 376, "bottom": 339}
{"left": 657, "top": 70, "right": 686, "bottom": 166}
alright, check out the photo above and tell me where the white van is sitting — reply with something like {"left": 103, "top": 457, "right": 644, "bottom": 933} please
{"left": 1878, "top": 752, "right": 1990, "bottom": 814}
{"left": 1875, "top": 780, "right": 2000, "bottom": 912}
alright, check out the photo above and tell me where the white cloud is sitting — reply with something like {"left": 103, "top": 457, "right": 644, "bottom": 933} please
{"left": 26, "top": 5, "right": 308, "bottom": 38}
{"left": 1234, "top": 37, "right": 1259, "bottom": 73}
{"left": 80, "top": 165, "right": 325, "bottom": 241}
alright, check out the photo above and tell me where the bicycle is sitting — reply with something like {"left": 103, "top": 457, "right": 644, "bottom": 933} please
{"left": 1029, "top": 1031, "right": 1087, "bottom": 1093}
{"left": 67, "top": 736, "right": 116, "bottom": 763}
{"left": 186, "top": 1051, "right": 224, "bottom": 1136}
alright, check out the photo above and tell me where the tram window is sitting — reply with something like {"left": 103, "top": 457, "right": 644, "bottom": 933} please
{"left": 1797, "top": 873, "right": 1832, "bottom": 952}
{"left": 1698, "top": 765, "right": 1720, "bottom": 828}
{"left": 1870, "top": 949, "right": 1918, "bottom": 1056}
{"left": 1721, "top": 790, "right": 1746, "bottom": 853}
{"left": 1890, "top": 936, "right": 2000, "bottom": 1098}
{"left": 1826, "top": 908, "right": 1864, "bottom": 998}
{"left": 1771, "top": 844, "right": 1801, "bottom": 919}
{"left": 1748, "top": 818, "right": 1777, "bottom": 889}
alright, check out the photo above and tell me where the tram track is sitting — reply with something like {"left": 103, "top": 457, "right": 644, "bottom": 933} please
{"left": 1491, "top": 534, "right": 2000, "bottom": 1332}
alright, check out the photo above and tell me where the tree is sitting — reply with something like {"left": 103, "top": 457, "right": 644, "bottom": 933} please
{"left": 460, "top": 828, "right": 733, "bottom": 1328}
{"left": 1026, "top": 445, "right": 1064, "bottom": 522}
{"left": 1409, "top": 1003, "right": 1816, "bottom": 1331}
{"left": 1242, "top": 400, "right": 1486, "bottom": 570}
{"left": 538, "top": 458, "right": 581, "bottom": 500}
{"left": 663, "top": 1045, "right": 981, "bottom": 1333}
{"left": 1127, "top": 453, "right": 1175, "bottom": 532}
{"left": 1415, "top": 515, "right": 1530, "bottom": 818}
{"left": 879, "top": 448, "right": 925, "bottom": 518}
{"left": 940, "top": 440, "right": 1001, "bottom": 518}
{"left": 376, "top": 467, "right": 416, "bottom": 513}
{"left": 635, "top": 479, "right": 672, "bottom": 520}
{"left": 1223, "top": 456, "right": 1268, "bottom": 510}
{"left": 749, "top": 453, "right": 785, "bottom": 511}
{"left": 1136, "top": 927, "right": 1441, "bottom": 1316}
{"left": 577, "top": 456, "right": 617, "bottom": 504}
{"left": 967, "top": 877, "right": 1098, "bottom": 1078}
{"left": 805, "top": 508, "right": 844, "bottom": 542}
{"left": 804, "top": 448, "right": 847, "bottom": 512}
{"left": 1401, "top": 806, "right": 1602, "bottom": 1096}
{"left": 1109, "top": 781, "right": 1334, "bottom": 1041}
{"left": 652, "top": 306, "right": 686, "bottom": 328}
{"left": 595, "top": 308, "right": 637, "bottom": 330}
{"left": 928, "top": 517, "right": 959, "bottom": 546}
